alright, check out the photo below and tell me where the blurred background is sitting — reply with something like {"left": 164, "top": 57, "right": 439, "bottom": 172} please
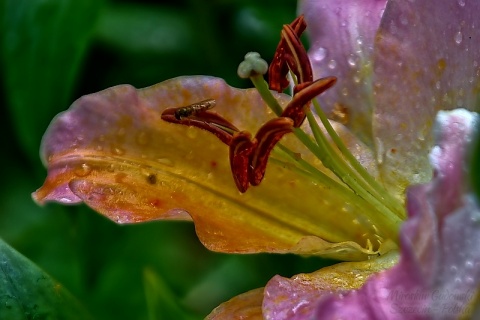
{"left": 0, "top": 0, "right": 334, "bottom": 318}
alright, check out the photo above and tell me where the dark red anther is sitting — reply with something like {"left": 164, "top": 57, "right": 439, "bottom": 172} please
{"left": 281, "top": 77, "right": 337, "bottom": 127}
{"left": 268, "top": 15, "right": 312, "bottom": 92}
{"left": 249, "top": 118, "right": 294, "bottom": 185}
{"left": 161, "top": 16, "right": 337, "bottom": 193}
{"left": 229, "top": 132, "right": 257, "bottom": 193}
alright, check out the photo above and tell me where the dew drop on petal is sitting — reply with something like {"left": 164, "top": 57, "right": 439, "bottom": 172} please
{"left": 458, "top": 0, "right": 465, "bottom": 7}
{"left": 375, "top": 137, "right": 384, "bottom": 164}
{"left": 312, "top": 47, "right": 327, "bottom": 62}
{"left": 347, "top": 54, "right": 357, "bottom": 67}
{"left": 59, "top": 197, "right": 75, "bottom": 203}
{"left": 454, "top": 31, "right": 463, "bottom": 44}
{"left": 110, "top": 144, "right": 125, "bottom": 155}
{"left": 465, "top": 260, "right": 474, "bottom": 269}
{"left": 74, "top": 163, "right": 92, "bottom": 177}
{"left": 328, "top": 59, "right": 337, "bottom": 69}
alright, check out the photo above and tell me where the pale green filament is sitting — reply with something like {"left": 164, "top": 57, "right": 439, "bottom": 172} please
{"left": 246, "top": 68, "right": 403, "bottom": 242}
{"left": 311, "top": 100, "right": 405, "bottom": 218}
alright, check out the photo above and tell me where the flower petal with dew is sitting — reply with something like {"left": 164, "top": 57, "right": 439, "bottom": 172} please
{"left": 312, "top": 109, "right": 480, "bottom": 319}
{"left": 32, "top": 0, "right": 480, "bottom": 317}
{"left": 33, "top": 76, "right": 389, "bottom": 260}
{"left": 301, "top": 0, "right": 480, "bottom": 199}
{"left": 300, "top": 0, "right": 387, "bottom": 145}
{"left": 210, "top": 109, "right": 480, "bottom": 320}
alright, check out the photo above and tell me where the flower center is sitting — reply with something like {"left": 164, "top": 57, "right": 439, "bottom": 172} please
{"left": 161, "top": 15, "right": 405, "bottom": 247}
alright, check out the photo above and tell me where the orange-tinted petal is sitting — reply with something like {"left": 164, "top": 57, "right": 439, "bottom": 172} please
{"left": 33, "top": 76, "right": 389, "bottom": 259}
{"left": 206, "top": 288, "right": 264, "bottom": 320}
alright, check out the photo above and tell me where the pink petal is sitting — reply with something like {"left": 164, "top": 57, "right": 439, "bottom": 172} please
{"left": 372, "top": 0, "right": 480, "bottom": 196}
{"left": 262, "top": 251, "right": 398, "bottom": 320}
{"left": 313, "top": 109, "right": 480, "bottom": 319}
{"left": 299, "top": 0, "right": 388, "bottom": 145}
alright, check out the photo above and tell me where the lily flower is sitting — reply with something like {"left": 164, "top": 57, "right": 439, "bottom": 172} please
{"left": 32, "top": 0, "right": 480, "bottom": 319}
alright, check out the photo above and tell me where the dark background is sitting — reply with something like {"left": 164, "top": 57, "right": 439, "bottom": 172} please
{"left": 0, "top": 0, "right": 333, "bottom": 318}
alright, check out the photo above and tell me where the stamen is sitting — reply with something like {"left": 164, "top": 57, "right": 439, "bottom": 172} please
{"left": 230, "top": 132, "right": 257, "bottom": 193}
{"left": 250, "top": 117, "right": 293, "bottom": 185}
{"left": 281, "top": 77, "right": 337, "bottom": 127}
{"left": 269, "top": 15, "right": 308, "bottom": 92}
{"left": 279, "top": 24, "right": 313, "bottom": 84}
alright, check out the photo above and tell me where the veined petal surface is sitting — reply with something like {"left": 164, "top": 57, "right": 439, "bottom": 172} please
{"left": 33, "top": 76, "right": 383, "bottom": 258}
{"left": 372, "top": 0, "right": 480, "bottom": 196}
{"left": 299, "top": 0, "right": 387, "bottom": 146}
{"left": 313, "top": 109, "right": 480, "bottom": 319}
{"left": 262, "top": 251, "right": 398, "bottom": 320}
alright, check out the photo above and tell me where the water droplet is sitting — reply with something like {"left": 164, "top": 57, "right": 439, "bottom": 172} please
{"left": 59, "top": 197, "right": 75, "bottom": 203}
{"left": 312, "top": 47, "right": 327, "bottom": 62}
{"left": 328, "top": 59, "right": 337, "bottom": 69}
{"left": 454, "top": 31, "right": 463, "bottom": 44}
{"left": 458, "top": 0, "right": 465, "bottom": 6}
{"left": 376, "top": 138, "right": 384, "bottom": 164}
{"left": 465, "top": 260, "right": 474, "bottom": 269}
{"left": 356, "top": 37, "right": 364, "bottom": 45}
{"left": 347, "top": 54, "right": 357, "bottom": 67}
{"left": 435, "top": 81, "right": 441, "bottom": 90}
{"left": 110, "top": 144, "right": 125, "bottom": 155}
{"left": 107, "top": 164, "right": 115, "bottom": 172}
{"left": 74, "top": 163, "right": 92, "bottom": 177}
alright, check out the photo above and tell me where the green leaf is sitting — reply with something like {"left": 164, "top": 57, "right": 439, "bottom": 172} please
{"left": 1, "top": 0, "right": 104, "bottom": 160}
{"left": 471, "top": 122, "right": 480, "bottom": 200}
{"left": 143, "top": 267, "right": 198, "bottom": 320}
{"left": 0, "top": 238, "right": 92, "bottom": 320}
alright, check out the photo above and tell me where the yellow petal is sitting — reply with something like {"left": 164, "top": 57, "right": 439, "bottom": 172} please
{"left": 34, "top": 76, "right": 395, "bottom": 259}
{"left": 206, "top": 288, "right": 264, "bottom": 320}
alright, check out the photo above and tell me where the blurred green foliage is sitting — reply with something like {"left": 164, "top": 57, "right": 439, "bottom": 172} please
{"left": 0, "top": 0, "right": 335, "bottom": 318}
